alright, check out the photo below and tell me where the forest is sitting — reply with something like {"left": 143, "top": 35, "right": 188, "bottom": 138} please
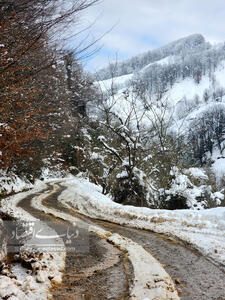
{"left": 1, "top": 0, "right": 224, "bottom": 211}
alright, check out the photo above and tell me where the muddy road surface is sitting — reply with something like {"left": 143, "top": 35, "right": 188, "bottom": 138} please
{"left": 18, "top": 183, "right": 225, "bottom": 300}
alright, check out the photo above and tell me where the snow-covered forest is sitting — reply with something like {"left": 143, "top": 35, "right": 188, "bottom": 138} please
{"left": 0, "top": 2, "right": 225, "bottom": 299}
{"left": 1, "top": 2, "right": 225, "bottom": 211}
{"left": 87, "top": 34, "right": 225, "bottom": 210}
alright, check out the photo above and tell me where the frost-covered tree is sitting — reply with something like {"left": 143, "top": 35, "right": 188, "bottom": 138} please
{"left": 188, "top": 104, "right": 225, "bottom": 164}
{"left": 84, "top": 78, "right": 188, "bottom": 207}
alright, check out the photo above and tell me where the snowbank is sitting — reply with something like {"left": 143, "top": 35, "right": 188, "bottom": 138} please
{"left": 0, "top": 218, "right": 7, "bottom": 262}
{"left": 0, "top": 181, "right": 66, "bottom": 300}
{"left": 59, "top": 178, "right": 225, "bottom": 266}
{"left": 0, "top": 171, "right": 33, "bottom": 196}
{"left": 0, "top": 168, "right": 72, "bottom": 196}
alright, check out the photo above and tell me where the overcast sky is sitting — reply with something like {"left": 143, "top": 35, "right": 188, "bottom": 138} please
{"left": 77, "top": 0, "right": 225, "bottom": 71}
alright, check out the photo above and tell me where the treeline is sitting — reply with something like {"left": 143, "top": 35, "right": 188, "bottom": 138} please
{"left": 95, "top": 34, "right": 225, "bottom": 103}
{"left": 134, "top": 44, "right": 225, "bottom": 98}
{"left": 95, "top": 34, "right": 209, "bottom": 80}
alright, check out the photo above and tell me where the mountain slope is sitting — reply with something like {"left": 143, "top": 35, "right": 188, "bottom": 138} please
{"left": 96, "top": 34, "right": 209, "bottom": 80}
{"left": 94, "top": 34, "right": 225, "bottom": 186}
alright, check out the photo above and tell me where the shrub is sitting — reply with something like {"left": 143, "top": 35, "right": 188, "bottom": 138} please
{"left": 111, "top": 172, "right": 148, "bottom": 207}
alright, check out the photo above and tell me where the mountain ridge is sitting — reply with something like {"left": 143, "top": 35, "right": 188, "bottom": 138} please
{"left": 95, "top": 34, "right": 210, "bottom": 80}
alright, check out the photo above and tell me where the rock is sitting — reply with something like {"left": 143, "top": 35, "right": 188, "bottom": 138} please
{"left": 9, "top": 274, "right": 17, "bottom": 279}
{"left": 36, "top": 270, "right": 48, "bottom": 283}
{"left": 1, "top": 267, "right": 10, "bottom": 275}
{"left": 14, "top": 254, "right": 20, "bottom": 261}
{"left": 175, "top": 278, "right": 181, "bottom": 284}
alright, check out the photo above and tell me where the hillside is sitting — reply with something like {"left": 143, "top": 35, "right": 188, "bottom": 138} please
{"left": 95, "top": 34, "right": 209, "bottom": 80}
{"left": 94, "top": 34, "right": 225, "bottom": 188}
{"left": 1, "top": 4, "right": 225, "bottom": 300}
{"left": 1, "top": 23, "right": 224, "bottom": 212}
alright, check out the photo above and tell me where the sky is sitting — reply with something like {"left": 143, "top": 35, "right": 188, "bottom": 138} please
{"left": 74, "top": 0, "right": 225, "bottom": 72}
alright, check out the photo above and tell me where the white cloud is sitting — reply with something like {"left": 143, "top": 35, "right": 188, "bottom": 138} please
{"left": 77, "top": 0, "right": 225, "bottom": 70}
{"left": 101, "top": 33, "right": 150, "bottom": 55}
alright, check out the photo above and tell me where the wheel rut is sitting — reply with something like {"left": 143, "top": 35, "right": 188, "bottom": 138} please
{"left": 42, "top": 183, "right": 225, "bottom": 300}
{"left": 17, "top": 183, "right": 131, "bottom": 300}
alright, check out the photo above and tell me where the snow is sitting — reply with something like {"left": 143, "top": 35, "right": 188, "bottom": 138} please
{"left": 141, "top": 55, "right": 178, "bottom": 72}
{"left": 156, "top": 55, "right": 178, "bottom": 65}
{"left": 93, "top": 60, "right": 225, "bottom": 166}
{"left": 0, "top": 171, "right": 33, "bottom": 195}
{"left": 184, "top": 167, "right": 208, "bottom": 180}
{"left": 165, "top": 166, "right": 221, "bottom": 209}
{"left": 0, "top": 181, "right": 46, "bottom": 221}
{"left": 214, "top": 60, "right": 225, "bottom": 87}
{"left": 116, "top": 171, "right": 128, "bottom": 179}
{"left": 21, "top": 180, "right": 180, "bottom": 299}
{"left": 212, "top": 157, "right": 225, "bottom": 186}
{"left": 0, "top": 219, "right": 7, "bottom": 262}
{"left": 0, "top": 167, "right": 71, "bottom": 196}
{"left": 95, "top": 56, "right": 225, "bottom": 138}
{"left": 89, "top": 226, "right": 179, "bottom": 300}
{"left": 1, "top": 176, "right": 224, "bottom": 298}
{"left": 96, "top": 73, "right": 133, "bottom": 92}
{"left": 58, "top": 177, "right": 225, "bottom": 266}
{"left": 164, "top": 75, "right": 210, "bottom": 107}
{"left": 160, "top": 60, "right": 225, "bottom": 122}
{"left": 11, "top": 264, "right": 30, "bottom": 282}
{"left": 0, "top": 181, "right": 66, "bottom": 300}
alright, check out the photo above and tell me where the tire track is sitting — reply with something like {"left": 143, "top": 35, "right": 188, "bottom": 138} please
{"left": 17, "top": 183, "right": 131, "bottom": 300}
{"left": 43, "top": 183, "right": 225, "bottom": 300}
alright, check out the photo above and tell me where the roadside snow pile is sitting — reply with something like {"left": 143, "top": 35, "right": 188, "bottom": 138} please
{"left": 0, "top": 218, "right": 7, "bottom": 262}
{"left": 0, "top": 275, "right": 43, "bottom": 300}
{"left": 0, "top": 249, "right": 65, "bottom": 300}
{"left": 0, "top": 170, "right": 33, "bottom": 196}
{"left": 59, "top": 178, "right": 225, "bottom": 266}
{"left": 0, "top": 167, "right": 70, "bottom": 197}
{"left": 0, "top": 181, "right": 66, "bottom": 300}
{"left": 0, "top": 181, "right": 46, "bottom": 220}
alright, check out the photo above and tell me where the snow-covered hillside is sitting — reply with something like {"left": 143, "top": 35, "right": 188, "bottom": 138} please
{"left": 95, "top": 34, "right": 209, "bottom": 80}
{"left": 94, "top": 34, "right": 225, "bottom": 186}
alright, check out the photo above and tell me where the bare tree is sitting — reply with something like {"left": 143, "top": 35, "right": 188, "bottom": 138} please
{"left": 0, "top": 0, "right": 100, "bottom": 169}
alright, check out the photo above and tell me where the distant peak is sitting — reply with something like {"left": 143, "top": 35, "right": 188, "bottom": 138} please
{"left": 95, "top": 34, "right": 207, "bottom": 80}
{"left": 172, "top": 33, "right": 205, "bottom": 45}
{"left": 177, "top": 33, "right": 205, "bottom": 41}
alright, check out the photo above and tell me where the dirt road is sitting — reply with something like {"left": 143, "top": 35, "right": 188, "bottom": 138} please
{"left": 18, "top": 183, "right": 225, "bottom": 300}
